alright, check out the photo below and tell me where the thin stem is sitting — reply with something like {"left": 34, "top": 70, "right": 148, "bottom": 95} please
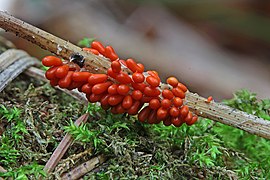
{"left": 0, "top": 11, "right": 270, "bottom": 139}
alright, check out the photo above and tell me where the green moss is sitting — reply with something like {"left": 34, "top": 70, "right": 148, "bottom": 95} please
{"left": 1, "top": 76, "right": 269, "bottom": 179}
{"left": 0, "top": 75, "right": 84, "bottom": 179}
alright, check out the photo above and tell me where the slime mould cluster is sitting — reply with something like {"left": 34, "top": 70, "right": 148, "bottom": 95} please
{"left": 42, "top": 41, "right": 198, "bottom": 127}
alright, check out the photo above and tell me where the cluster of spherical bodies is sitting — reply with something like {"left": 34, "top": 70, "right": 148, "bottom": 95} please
{"left": 42, "top": 41, "right": 198, "bottom": 127}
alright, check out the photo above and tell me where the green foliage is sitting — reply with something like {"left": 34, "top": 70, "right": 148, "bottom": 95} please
{"left": 212, "top": 89, "right": 270, "bottom": 178}
{"left": 1, "top": 74, "right": 270, "bottom": 179}
{"left": 64, "top": 90, "right": 270, "bottom": 179}
{"left": 149, "top": 119, "right": 224, "bottom": 170}
{"left": 0, "top": 75, "right": 85, "bottom": 179}
{"left": 0, "top": 162, "right": 46, "bottom": 180}
{"left": 64, "top": 104, "right": 131, "bottom": 151}
{"left": 0, "top": 140, "right": 19, "bottom": 166}
{"left": 64, "top": 120, "right": 102, "bottom": 148}
{"left": 0, "top": 105, "right": 27, "bottom": 165}
{"left": 0, "top": 105, "right": 46, "bottom": 179}
{"left": 221, "top": 90, "right": 270, "bottom": 162}
{"left": 77, "top": 38, "right": 95, "bottom": 48}
{"left": 86, "top": 103, "right": 102, "bottom": 115}
{"left": 0, "top": 105, "right": 21, "bottom": 122}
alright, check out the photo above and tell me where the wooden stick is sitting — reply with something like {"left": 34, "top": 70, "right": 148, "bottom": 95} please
{"left": 0, "top": 165, "right": 7, "bottom": 173}
{"left": 1, "top": 11, "right": 270, "bottom": 139}
{"left": 54, "top": 148, "right": 93, "bottom": 175}
{"left": 0, "top": 49, "right": 39, "bottom": 92}
{"left": 185, "top": 93, "right": 270, "bottom": 139}
{"left": 44, "top": 113, "right": 89, "bottom": 173}
{"left": 0, "top": 11, "right": 109, "bottom": 74}
{"left": 0, "top": 49, "right": 28, "bottom": 71}
{"left": 61, "top": 155, "right": 106, "bottom": 180}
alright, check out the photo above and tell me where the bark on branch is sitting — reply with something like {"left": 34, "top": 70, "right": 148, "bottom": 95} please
{"left": 1, "top": 11, "right": 270, "bottom": 139}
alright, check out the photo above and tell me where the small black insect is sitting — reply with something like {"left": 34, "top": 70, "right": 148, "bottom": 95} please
{"left": 70, "top": 53, "right": 85, "bottom": 67}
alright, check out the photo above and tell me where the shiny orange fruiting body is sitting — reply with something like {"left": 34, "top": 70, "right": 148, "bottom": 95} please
{"left": 42, "top": 40, "right": 198, "bottom": 128}
{"left": 206, "top": 96, "right": 213, "bottom": 103}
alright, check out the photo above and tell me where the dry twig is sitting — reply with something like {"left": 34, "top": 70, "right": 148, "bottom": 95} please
{"left": 0, "top": 166, "right": 7, "bottom": 180}
{"left": 0, "top": 11, "right": 270, "bottom": 139}
{"left": 61, "top": 155, "right": 106, "bottom": 180}
{"left": 54, "top": 148, "right": 93, "bottom": 175}
{"left": 0, "top": 166, "right": 7, "bottom": 173}
{"left": 0, "top": 49, "right": 39, "bottom": 92}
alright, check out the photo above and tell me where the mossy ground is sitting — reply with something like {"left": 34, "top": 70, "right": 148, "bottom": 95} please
{"left": 0, "top": 75, "right": 269, "bottom": 179}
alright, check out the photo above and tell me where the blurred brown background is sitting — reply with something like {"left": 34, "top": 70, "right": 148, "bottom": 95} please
{"left": 1, "top": 0, "right": 270, "bottom": 100}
